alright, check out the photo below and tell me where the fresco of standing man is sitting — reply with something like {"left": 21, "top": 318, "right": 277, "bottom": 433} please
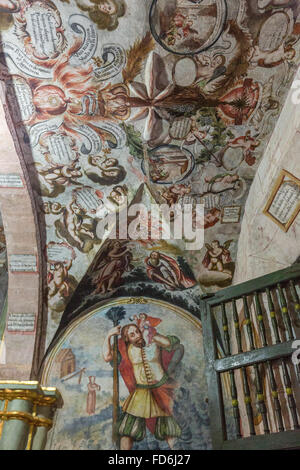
{"left": 103, "top": 322, "right": 184, "bottom": 450}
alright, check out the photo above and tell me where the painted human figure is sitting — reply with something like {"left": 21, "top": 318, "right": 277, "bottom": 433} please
{"left": 76, "top": 0, "right": 126, "bottom": 31}
{"left": 150, "top": 154, "right": 188, "bottom": 183}
{"left": 103, "top": 323, "right": 183, "bottom": 450}
{"left": 86, "top": 376, "right": 101, "bottom": 415}
{"left": 0, "top": 0, "right": 19, "bottom": 12}
{"left": 183, "top": 116, "right": 208, "bottom": 151}
{"left": 131, "top": 313, "right": 162, "bottom": 346}
{"left": 38, "top": 160, "right": 82, "bottom": 193}
{"left": 194, "top": 173, "right": 241, "bottom": 197}
{"left": 92, "top": 240, "right": 133, "bottom": 294}
{"left": 48, "top": 258, "right": 73, "bottom": 298}
{"left": 161, "top": 184, "right": 191, "bottom": 206}
{"left": 145, "top": 251, "right": 195, "bottom": 290}
{"left": 203, "top": 208, "right": 221, "bottom": 229}
{"left": 225, "top": 131, "right": 260, "bottom": 166}
{"left": 250, "top": 43, "right": 296, "bottom": 68}
{"left": 63, "top": 200, "right": 95, "bottom": 248}
{"left": 202, "top": 240, "right": 232, "bottom": 274}
{"left": 194, "top": 53, "right": 225, "bottom": 82}
{"left": 86, "top": 155, "right": 126, "bottom": 185}
{"left": 107, "top": 185, "right": 128, "bottom": 207}
{"left": 166, "top": 10, "right": 196, "bottom": 46}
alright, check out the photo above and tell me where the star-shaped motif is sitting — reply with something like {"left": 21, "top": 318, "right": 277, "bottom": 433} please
{"left": 127, "top": 52, "right": 174, "bottom": 146}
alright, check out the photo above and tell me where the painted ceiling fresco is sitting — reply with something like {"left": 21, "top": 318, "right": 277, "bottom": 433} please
{"left": 0, "top": 0, "right": 300, "bottom": 346}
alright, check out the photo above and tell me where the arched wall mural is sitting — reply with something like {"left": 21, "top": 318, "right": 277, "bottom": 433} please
{"left": 41, "top": 298, "right": 219, "bottom": 450}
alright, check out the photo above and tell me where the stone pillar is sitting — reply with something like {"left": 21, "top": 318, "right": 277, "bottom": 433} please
{"left": 0, "top": 381, "right": 62, "bottom": 450}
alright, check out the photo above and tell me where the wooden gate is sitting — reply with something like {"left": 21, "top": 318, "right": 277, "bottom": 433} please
{"left": 201, "top": 264, "right": 300, "bottom": 450}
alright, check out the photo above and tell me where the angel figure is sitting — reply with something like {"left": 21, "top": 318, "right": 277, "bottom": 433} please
{"left": 48, "top": 258, "right": 73, "bottom": 299}
{"left": 202, "top": 240, "right": 233, "bottom": 275}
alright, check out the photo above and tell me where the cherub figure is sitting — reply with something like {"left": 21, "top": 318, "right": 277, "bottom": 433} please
{"left": 130, "top": 313, "right": 162, "bottom": 346}
{"left": 107, "top": 184, "right": 128, "bottom": 207}
{"left": 37, "top": 160, "right": 82, "bottom": 196}
{"left": 250, "top": 43, "right": 296, "bottom": 69}
{"left": 64, "top": 200, "right": 95, "bottom": 248}
{"left": 54, "top": 197, "right": 99, "bottom": 251}
{"left": 48, "top": 258, "right": 73, "bottom": 300}
{"left": 0, "top": 0, "right": 19, "bottom": 12}
{"left": 85, "top": 155, "right": 126, "bottom": 185}
{"left": 202, "top": 240, "right": 233, "bottom": 275}
{"left": 76, "top": 0, "right": 126, "bottom": 31}
{"left": 224, "top": 131, "right": 260, "bottom": 166}
{"left": 161, "top": 184, "right": 191, "bottom": 206}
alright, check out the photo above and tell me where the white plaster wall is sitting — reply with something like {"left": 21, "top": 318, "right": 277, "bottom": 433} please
{"left": 234, "top": 67, "right": 300, "bottom": 284}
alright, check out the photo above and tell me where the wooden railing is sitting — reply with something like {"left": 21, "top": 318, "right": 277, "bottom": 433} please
{"left": 201, "top": 264, "right": 300, "bottom": 450}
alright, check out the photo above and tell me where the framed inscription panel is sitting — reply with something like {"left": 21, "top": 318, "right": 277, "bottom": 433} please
{"left": 263, "top": 169, "right": 300, "bottom": 232}
{"left": 221, "top": 206, "right": 241, "bottom": 224}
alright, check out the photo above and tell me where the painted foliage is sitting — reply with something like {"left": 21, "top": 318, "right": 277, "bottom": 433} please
{"left": 42, "top": 300, "right": 212, "bottom": 450}
{"left": 0, "top": 0, "right": 300, "bottom": 345}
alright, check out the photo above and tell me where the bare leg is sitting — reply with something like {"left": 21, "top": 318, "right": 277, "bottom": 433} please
{"left": 120, "top": 436, "right": 134, "bottom": 450}
{"left": 217, "top": 261, "right": 223, "bottom": 272}
{"left": 166, "top": 436, "right": 175, "bottom": 449}
{"left": 107, "top": 272, "right": 119, "bottom": 291}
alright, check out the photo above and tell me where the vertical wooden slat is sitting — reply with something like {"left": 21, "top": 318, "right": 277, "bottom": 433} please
{"left": 266, "top": 361, "right": 284, "bottom": 432}
{"left": 201, "top": 300, "right": 227, "bottom": 449}
{"left": 254, "top": 292, "right": 268, "bottom": 347}
{"left": 281, "top": 359, "right": 300, "bottom": 430}
{"left": 241, "top": 367, "right": 256, "bottom": 436}
{"left": 221, "top": 303, "right": 241, "bottom": 439}
{"left": 277, "top": 284, "right": 295, "bottom": 341}
{"left": 221, "top": 303, "right": 230, "bottom": 357}
{"left": 253, "top": 363, "right": 270, "bottom": 434}
{"left": 266, "top": 288, "right": 281, "bottom": 344}
{"left": 254, "top": 293, "right": 281, "bottom": 433}
{"left": 232, "top": 299, "right": 242, "bottom": 354}
{"left": 243, "top": 296, "right": 255, "bottom": 350}
{"left": 289, "top": 280, "right": 300, "bottom": 322}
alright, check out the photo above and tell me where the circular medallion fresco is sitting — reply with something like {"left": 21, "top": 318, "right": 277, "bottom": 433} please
{"left": 149, "top": 0, "right": 227, "bottom": 55}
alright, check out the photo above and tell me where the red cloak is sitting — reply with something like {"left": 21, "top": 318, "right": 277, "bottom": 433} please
{"left": 118, "top": 338, "right": 177, "bottom": 434}
{"left": 145, "top": 253, "right": 195, "bottom": 289}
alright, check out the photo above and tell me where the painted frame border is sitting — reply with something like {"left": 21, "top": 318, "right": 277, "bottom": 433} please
{"left": 263, "top": 169, "right": 300, "bottom": 232}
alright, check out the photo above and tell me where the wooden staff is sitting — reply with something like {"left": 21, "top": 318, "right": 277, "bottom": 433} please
{"left": 106, "top": 306, "right": 126, "bottom": 448}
